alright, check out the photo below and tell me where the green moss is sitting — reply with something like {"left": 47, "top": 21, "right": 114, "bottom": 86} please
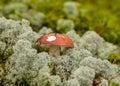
{"left": 109, "top": 53, "right": 120, "bottom": 64}
{"left": 111, "top": 82, "right": 120, "bottom": 86}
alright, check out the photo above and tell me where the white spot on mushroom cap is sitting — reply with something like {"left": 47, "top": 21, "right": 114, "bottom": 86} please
{"left": 46, "top": 36, "right": 56, "bottom": 41}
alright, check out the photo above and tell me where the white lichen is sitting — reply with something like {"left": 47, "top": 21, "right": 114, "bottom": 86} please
{"left": 22, "top": 12, "right": 45, "bottom": 26}
{"left": 66, "top": 48, "right": 92, "bottom": 71}
{"left": 0, "top": 17, "right": 32, "bottom": 44}
{"left": 38, "top": 27, "right": 53, "bottom": 36}
{"left": 80, "top": 31, "right": 117, "bottom": 58}
{"left": 57, "top": 19, "right": 74, "bottom": 32}
{"left": 72, "top": 66, "right": 95, "bottom": 86}
{"left": 80, "top": 57, "right": 117, "bottom": 79}
{"left": 18, "top": 31, "right": 39, "bottom": 44}
{"left": 98, "top": 42, "right": 117, "bottom": 59}
{"left": 63, "top": 2, "right": 79, "bottom": 16}
{"left": 0, "top": 17, "right": 119, "bottom": 86}
{"left": 63, "top": 79, "right": 80, "bottom": 86}
{"left": 66, "top": 30, "right": 81, "bottom": 47}
{"left": 5, "top": 40, "right": 37, "bottom": 85}
{"left": 98, "top": 79, "right": 108, "bottom": 86}
{"left": 81, "top": 31, "right": 105, "bottom": 55}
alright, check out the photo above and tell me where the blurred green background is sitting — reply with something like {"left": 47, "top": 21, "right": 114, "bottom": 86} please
{"left": 0, "top": 0, "right": 120, "bottom": 45}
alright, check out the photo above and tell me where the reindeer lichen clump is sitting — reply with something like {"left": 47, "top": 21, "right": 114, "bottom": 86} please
{"left": 0, "top": 17, "right": 119, "bottom": 86}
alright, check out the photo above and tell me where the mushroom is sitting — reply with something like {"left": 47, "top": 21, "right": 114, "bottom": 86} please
{"left": 37, "top": 33, "right": 74, "bottom": 56}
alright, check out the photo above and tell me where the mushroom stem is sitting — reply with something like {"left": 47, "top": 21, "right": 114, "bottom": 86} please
{"left": 49, "top": 45, "right": 60, "bottom": 57}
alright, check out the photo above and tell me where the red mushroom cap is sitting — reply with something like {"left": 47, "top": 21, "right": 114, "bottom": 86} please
{"left": 38, "top": 33, "right": 74, "bottom": 47}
